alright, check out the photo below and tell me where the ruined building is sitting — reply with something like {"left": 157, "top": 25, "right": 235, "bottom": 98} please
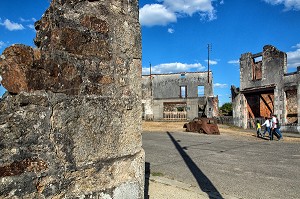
{"left": 231, "top": 45, "right": 300, "bottom": 133}
{"left": 142, "top": 72, "right": 219, "bottom": 121}
{"left": 0, "top": 0, "right": 144, "bottom": 198}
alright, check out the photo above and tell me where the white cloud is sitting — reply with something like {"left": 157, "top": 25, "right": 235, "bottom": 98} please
{"left": 139, "top": 4, "right": 177, "bottom": 27}
{"left": 0, "top": 41, "right": 6, "bottom": 49}
{"left": 0, "top": 19, "right": 24, "bottom": 31}
{"left": 19, "top": 17, "right": 37, "bottom": 30}
{"left": 292, "top": 43, "right": 300, "bottom": 48}
{"left": 263, "top": 0, "right": 300, "bottom": 11}
{"left": 205, "top": 59, "right": 218, "bottom": 65}
{"left": 168, "top": 28, "right": 175, "bottom": 33}
{"left": 27, "top": 24, "right": 35, "bottom": 30}
{"left": 214, "top": 83, "right": 227, "bottom": 88}
{"left": 142, "top": 62, "right": 205, "bottom": 75}
{"left": 164, "top": 0, "right": 215, "bottom": 18}
{"left": 139, "top": 0, "right": 218, "bottom": 27}
{"left": 20, "top": 18, "right": 29, "bottom": 22}
{"left": 18, "top": 17, "right": 37, "bottom": 31}
{"left": 20, "top": 17, "right": 36, "bottom": 23}
{"left": 287, "top": 47, "right": 300, "bottom": 68}
{"left": 228, "top": 60, "right": 239, "bottom": 64}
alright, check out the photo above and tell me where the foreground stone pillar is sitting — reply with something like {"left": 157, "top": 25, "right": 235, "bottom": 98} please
{"left": 0, "top": 0, "right": 144, "bottom": 198}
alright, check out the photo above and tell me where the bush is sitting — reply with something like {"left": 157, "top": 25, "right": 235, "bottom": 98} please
{"left": 219, "top": 102, "right": 232, "bottom": 116}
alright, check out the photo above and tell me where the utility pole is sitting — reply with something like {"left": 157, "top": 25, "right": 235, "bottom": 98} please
{"left": 207, "top": 44, "right": 212, "bottom": 84}
{"left": 149, "top": 62, "right": 152, "bottom": 96}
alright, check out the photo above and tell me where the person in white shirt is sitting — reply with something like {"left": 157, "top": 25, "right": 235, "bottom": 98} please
{"left": 261, "top": 117, "right": 271, "bottom": 138}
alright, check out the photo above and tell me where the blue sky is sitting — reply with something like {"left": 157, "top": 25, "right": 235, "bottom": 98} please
{"left": 1, "top": 0, "right": 300, "bottom": 105}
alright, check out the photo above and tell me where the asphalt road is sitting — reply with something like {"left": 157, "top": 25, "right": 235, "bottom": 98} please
{"left": 142, "top": 131, "right": 300, "bottom": 199}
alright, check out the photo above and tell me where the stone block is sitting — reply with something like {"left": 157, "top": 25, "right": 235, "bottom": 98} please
{"left": 0, "top": 0, "right": 143, "bottom": 198}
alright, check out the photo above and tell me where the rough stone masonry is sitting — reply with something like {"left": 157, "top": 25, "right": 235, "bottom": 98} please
{"left": 0, "top": 0, "right": 144, "bottom": 198}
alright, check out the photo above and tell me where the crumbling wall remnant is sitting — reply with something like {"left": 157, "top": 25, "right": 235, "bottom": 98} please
{"left": 0, "top": 0, "right": 144, "bottom": 198}
{"left": 142, "top": 72, "right": 218, "bottom": 120}
{"left": 232, "top": 45, "right": 299, "bottom": 133}
{"left": 286, "top": 89, "right": 298, "bottom": 124}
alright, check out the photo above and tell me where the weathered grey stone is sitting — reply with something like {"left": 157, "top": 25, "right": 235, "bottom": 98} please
{"left": 232, "top": 45, "right": 300, "bottom": 133}
{"left": 0, "top": 0, "right": 144, "bottom": 198}
{"left": 141, "top": 72, "right": 219, "bottom": 120}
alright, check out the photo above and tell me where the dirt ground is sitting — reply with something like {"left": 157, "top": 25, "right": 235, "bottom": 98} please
{"left": 142, "top": 121, "right": 300, "bottom": 142}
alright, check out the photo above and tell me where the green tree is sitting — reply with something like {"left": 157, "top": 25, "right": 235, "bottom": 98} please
{"left": 220, "top": 102, "right": 232, "bottom": 116}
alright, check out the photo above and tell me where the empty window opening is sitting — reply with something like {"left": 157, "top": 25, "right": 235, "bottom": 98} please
{"left": 198, "top": 104, "right": 205, "bottom": 117}
{"left": 254, "top": 56, "right": 262, "bottom": 63}
{"left": 198, "top": 86, "right": 204, "bottom": 97}
{"left": 180, "top": 86, "right": 187, "bottom": 98}
{"left": 252, "top": 56, "right": 262, "bottom": 80}
{"left": 286, "top": 89, "right": 298, "bottom": 124}
{"left": 163, "top": 102, "right": 187, "bottom": 120}
{"left": 177, "top": 106, "right": 185, "bottom": 112}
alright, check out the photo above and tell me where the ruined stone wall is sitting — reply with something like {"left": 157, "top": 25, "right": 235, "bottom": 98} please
{"left": 286, "top": 89, "right": 298, "bottom": 123}
{"left": 240, "top": 45, "right": 286, "bottom": 91}
{"left": 141, "top": 72, "right": 218, "bottom": 120}
{"left": 238, "top": 45, "right": 286, "bottom": 124}
{"left": 231, "top": 91, "right": 248, "bottom": 129}
{"left": 234, "top": 46, "right": 299, "bottom": 132}
{"left": 298, "top": 69, "right": 300, "bottom": 132}
{"left": 282, "top": 67, "right": 300, "bottom": 129}
{"left": 141, "top": 76, "right": 153, "bottom": 120}
{"left": 208, "top": 96, "right": 219, "bottom": 117}
{"left": 151, "top": 72, "right": 213, "bottom": 99}
{"left": 0, "top": 0, "right": 144, "bottom": 198}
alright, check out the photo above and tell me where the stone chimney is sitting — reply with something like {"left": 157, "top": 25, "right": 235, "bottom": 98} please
{"left": 0, "top": 0, "right": 144, "bottom": 198}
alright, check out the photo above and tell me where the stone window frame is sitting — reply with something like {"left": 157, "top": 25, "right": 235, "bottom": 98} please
{"left": 180, "top": 85, "right": 187, "bottom": 98}
{"left": 252, "top": 53, "right": 263, "bottom": 81}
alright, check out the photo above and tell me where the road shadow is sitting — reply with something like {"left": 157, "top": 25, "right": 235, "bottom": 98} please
{"left": 167, "top": 132, "right": 224, "bottom": 199}
{"left": 251, "top": 134, "right": 270, "bottom": 140}
{"left": 144, "top": 162, "right": 150, "bottom": 199}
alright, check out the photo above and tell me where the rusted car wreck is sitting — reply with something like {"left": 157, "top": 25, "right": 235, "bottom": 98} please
{"left": 183, "top": 117, "right": 220, "bottom": 135}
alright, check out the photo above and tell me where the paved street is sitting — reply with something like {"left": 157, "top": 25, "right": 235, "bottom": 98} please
{"left": 143, "top": 129, "right": 300, "bottom": 199}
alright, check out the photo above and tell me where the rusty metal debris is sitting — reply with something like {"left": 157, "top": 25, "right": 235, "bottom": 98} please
{"left": 183, "top": 117, "right": 220, "bottom": 135}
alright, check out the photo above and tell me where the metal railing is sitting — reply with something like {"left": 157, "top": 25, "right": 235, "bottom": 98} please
{"left": 163, "top": 111, "right": 187, "bottom": 120}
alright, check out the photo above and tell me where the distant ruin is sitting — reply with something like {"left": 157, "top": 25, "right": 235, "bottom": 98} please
{"left": 231, "top": 45, "right": 300, "bottom": 133}
{"left": 142, "top": 72, "right": 219, "bottom": 121}
{"left": 0, "top": 0, "right": 144, "bottom": 198}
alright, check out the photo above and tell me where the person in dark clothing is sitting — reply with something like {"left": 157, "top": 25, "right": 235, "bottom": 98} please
{"left": 271, "top": 115, "right": 283, "bottom": 141}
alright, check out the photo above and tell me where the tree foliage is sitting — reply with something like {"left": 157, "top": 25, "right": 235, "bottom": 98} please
{"left": 219, "top": 102, "right": 232, "bottom": 116}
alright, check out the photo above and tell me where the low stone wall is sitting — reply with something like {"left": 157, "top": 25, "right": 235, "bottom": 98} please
{"left": 215, "top": 116, "right": 234, "bottom": 125}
